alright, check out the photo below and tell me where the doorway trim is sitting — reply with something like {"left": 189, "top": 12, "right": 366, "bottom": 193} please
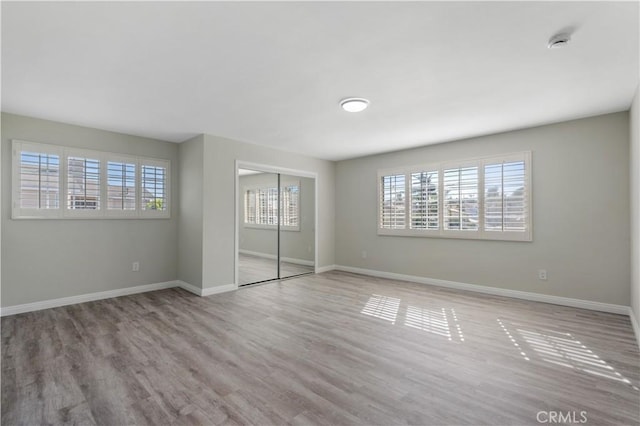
{"left": 235, "top": 160, "right": 319, "bottom": 287}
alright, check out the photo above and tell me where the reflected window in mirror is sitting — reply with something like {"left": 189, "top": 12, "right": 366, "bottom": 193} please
{"left": 244, "top": 181, "right": 300, "bottom": 231}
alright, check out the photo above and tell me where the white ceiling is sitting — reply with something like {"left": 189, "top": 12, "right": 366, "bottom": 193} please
{"left": 2, "top": 1, "right": 638, "bottom": 161}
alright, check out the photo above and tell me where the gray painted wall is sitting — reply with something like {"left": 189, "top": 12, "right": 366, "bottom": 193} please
{"left": 177, "top": 135, "right": 204, "bottom": 288}
{"left": 335, "top": 112, "right": 630, "bottom": 306}
{"left": 1, "top": 113, "right": 179, "bottom": 307}
{"left": 201, "top": 134, "right": 335, "bottom": 289}
{"left": 239, "top": 173, "right": 315, "bottom": 262}
{"left": 0, "top": 114, "right": 2, "bottom": 308}
{"left": 2, "top": 109, "right": 634, "bottom": 312}
{"left": 631, "top": 87, "right": 639, "bottom": 321}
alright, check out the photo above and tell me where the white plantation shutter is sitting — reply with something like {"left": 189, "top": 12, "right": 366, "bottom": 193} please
{"left": 21, "top": 152, "right": 60, "bottom": 209}
{"left": 503, "top": 162, "right": 527, "bottom": 231}
{"left": 443, "top": 165, "right": 478, "bottom": 231}
{"left": 257, "top": 188, "right": 270, "bottom": 225}
{"left": 257, "top": 189, "right": 268, "bottom": 224}
{"left": 12, "top": 140, "right": 171, "bottom": 219}
{"left": 280, "top": 184, "right": 299, "bottom": 227}
{"left": 484, "top": 156, "right": 529, "bottom": 235}
{"left": 12, "top": 141, "right": 62, "bottom": 218}
{"left": 141, "top": 165, "right": 166, "bottom": 209}
{"left": 267, "top": 187, "right": 278, "bottom": 225}
{"left": 254, "top": 188, "right": 266, "bottom": 224}
{"left": 410, "top": 171, "right": 438, "bottom": 230}
{"left": 380, "top": 174, "right": 406, "bottom": 229}
{"left": 254, "top": 187, "right": 279, "bottom": 225}
{"left": 107, "top": 159, "right": 136, "bottom": 213}
{"left": 244, "top": 183, "right": 300, "bottom": 229}
{"left": 378, "top": 152, "right": 531, "bottom": 241}
{"left": 67, "top": 153, "right": 101, "bottom": 213}
{"left": 141, "top": 160, "right": 170, "bottom": 217}
{"left": 245, "top": 189, "right": 257, "bottom": 224}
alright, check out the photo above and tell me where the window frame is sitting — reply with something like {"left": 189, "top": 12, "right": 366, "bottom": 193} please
{"left": 139, "top": 158, "right": 171, "bottom": 219}
{"left": 377, "top": 152, "right": 532, "bottom": 242}
{"left": 12, "top": 140, "right": 63, "bottom": 219}
{"left": 379, "top": 172, "right": 408, "bottom": 231}
{"left": 409, "top": 169, "right": 440, "bottom": 233}
{"left": 242, "top": 179, "right": 301, "bottom": 232}
{"left": 64, "top": 148, "right": 104, "bottom": 218}
{"left": 440, "top": 158, "right": 481, "bottom": 239}
{"left": 11, "top": 140, "right": 171, "bottom": 220}
{"left": 106, "top": 154, "right": 139, "bottom": 218}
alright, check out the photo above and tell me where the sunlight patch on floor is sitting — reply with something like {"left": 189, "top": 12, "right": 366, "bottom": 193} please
{"left": 498, "top": 318, "right": 638, "bottom": 390}
{"left": 361, "top": 294, "right": 401, "bottom": 324}
{"left": 405, "top": 306, "right": 465, "bottom": 342}
{"left": 517, "top": 328, "right": 637, "bottom": 389}
{"left": 361, "top": 295, "right": 465, "bottom": 342}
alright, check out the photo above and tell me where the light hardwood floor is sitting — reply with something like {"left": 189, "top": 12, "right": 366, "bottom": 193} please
{"left": 2, "top": 271, "right": 639, "bottom": 425}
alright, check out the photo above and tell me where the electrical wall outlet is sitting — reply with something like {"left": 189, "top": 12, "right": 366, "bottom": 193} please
{"left": 361, "top": 250, "right": 367, "bottom": 259}
{"left": 132, "top": 261, "right": 140, "bottom": 272}
{"left": 538, "top": 269, "right": 547, "bottom": 280}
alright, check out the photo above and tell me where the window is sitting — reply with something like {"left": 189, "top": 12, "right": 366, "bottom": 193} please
{"left": 280, "top": 185, "right": 300, "bottom": 227}
{"left": 12, "top": 141, "right": 62, "bottom": 218}
{"left": 11, "top": 140, "right": 170, "bottom": 219}
{"left": 378, "top": 152, "right": 531, "bottom": 241}
{"left": 141, "top": 161, "right": 170, "bottom": 217}
{"left": 107, "top": 159, "right": 136, "bottom": 212}
{"left": 66, "top": 152, "right": 101, "bottom": 215}
{"left": 410, "top": 171, "right": 438, "bottom": 230}
{"left": 443, "top": 165, "right": 478, "bottom": 231}
{"left": 244, "top": 182, "right": 300, "bottom": 230}
{"left": 380, "top": 174, "right": 405, "bottom": 229}
{"left": 245, "top": 187, "right": 278, "bottom": 226}
{"left": 484, "top": 160, "right": 527, "bottom": 232}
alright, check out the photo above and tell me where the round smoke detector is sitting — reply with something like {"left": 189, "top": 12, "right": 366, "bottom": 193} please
{"left": 548, "top": 33, "right": 571, "bottom": 49}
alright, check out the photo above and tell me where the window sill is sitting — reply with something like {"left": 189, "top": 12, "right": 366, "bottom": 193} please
{"left": 378, "top": 228, "right": 532, "bottom": 242}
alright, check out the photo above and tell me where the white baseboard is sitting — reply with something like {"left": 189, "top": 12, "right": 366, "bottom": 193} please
{"left": 239, "top": 249, "right": 314, "bottom": 266}
{"left": 0, "top": 281, "right": 177, "bottom": 317}
{"left": 176, "top": 280, "right": 202, "bottom": 296}
{"left": 2, "top": 280, "right": 240, "bottom": 317}
{"left": 629, "top": 307, "right": 640, "bottom": 350}
{"left": 281, "top": 256, "right": 314, "bottom": 267}
{"left": 177, "top": 280, "right": 237, "bottom": 297}
{"left": 334, "top": 265, "right": 630, "bottom": 315}
{"left": 315, "top": 264, "right": 336, "bottom": 274}
{"left": 202, "top": 283, "right": 237, "bottom": 296}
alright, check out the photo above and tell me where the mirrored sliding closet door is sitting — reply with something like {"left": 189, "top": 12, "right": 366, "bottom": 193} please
{"left": 237, "top": 168, "right": 315, "bottom": 286}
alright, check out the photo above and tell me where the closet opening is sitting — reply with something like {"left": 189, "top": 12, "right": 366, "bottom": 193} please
{"left": 235, "top": 163, "right": 316, "bottom": 286}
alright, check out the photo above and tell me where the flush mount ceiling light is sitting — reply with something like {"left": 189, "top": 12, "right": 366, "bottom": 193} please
{"left": 340, "top": 97, "right": 370, "bottom": 112}
{"left": 548, "top": 33, "right": 571, "bottom": 49}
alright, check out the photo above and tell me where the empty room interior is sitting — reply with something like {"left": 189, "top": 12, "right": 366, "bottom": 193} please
{"left": 2, "top": 1, "right": 640, "bottom": 425}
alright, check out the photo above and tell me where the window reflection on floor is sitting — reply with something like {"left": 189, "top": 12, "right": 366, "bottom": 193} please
{"left": 360, "top": 295, "right": 636, "bottom": 389}
{"left": 361, "top": 294, "right": 401, "bottom": 324}
{"left": 405, "top": 306, "right": 465, "bottom": 342}
{"left": 498, "top": 318, "right": 530, "bottom": 360}
{"left": 497, "top": 318, "right": 638, "bottom": 390}
{"left": 360, "top": 294, "right": 464, "bottom": 341}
